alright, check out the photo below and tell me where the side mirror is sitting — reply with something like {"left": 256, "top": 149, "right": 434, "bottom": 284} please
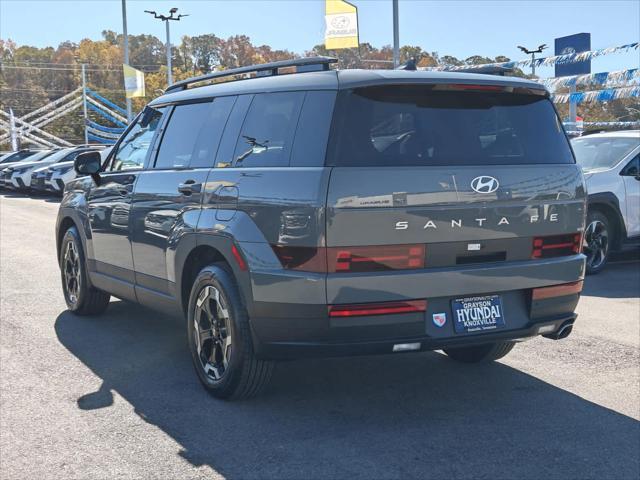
{"left": 74, "top": 151, "right": 102, "bottom": 176}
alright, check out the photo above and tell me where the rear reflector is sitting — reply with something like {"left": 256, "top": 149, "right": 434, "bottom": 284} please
{"left": 231, "top": 244, "right": 247, "bottom": 271}
{"left": 532, "top": 233, "right": 582, "bottom": 259}
{"left": 271, "top": 244, "right": 426, "bottom": 273}
{"left": 393, "top": 343, "right": 421, "bottom": 352}
{"left": 532, "top": 281, "right": 583, "bottom": 300}
{"left": 328, "top": 300, "right": 427, "bottom": 318}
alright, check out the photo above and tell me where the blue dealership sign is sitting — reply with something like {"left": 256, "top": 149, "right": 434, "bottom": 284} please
{"left": 555, "top": 33, "right": 591, "bottom": 77}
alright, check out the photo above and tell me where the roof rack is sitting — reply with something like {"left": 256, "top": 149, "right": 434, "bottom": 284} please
{"left": 165, "top": 56, "right": 338, "bottom": 94}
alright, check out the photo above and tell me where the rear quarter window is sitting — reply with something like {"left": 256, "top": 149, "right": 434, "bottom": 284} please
{"left": 329, "top": 85, "right": 574, "bottom": 167}
{"left": 232, "top": 91, "right": 304, "bottom": 168}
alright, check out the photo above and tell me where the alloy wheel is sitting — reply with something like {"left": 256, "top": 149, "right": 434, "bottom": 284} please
{"left": 63, "top": 240, "right": 81, "bottom": 305}
{"left": 583, "top": 220, "right": 609, "bottom": 270}
{"left": 193, "top": 285, "right": 233, "bottom": 381}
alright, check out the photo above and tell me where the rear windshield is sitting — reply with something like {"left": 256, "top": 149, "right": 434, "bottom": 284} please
{"left": 330, "top": 85, "right": 574, "bottom": 167}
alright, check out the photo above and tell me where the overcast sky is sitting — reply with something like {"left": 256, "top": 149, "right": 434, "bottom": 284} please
{"left": 1, "top": 0, "right": 639, "bottom": 78}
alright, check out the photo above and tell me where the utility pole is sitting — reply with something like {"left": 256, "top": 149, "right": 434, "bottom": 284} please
{"left": 122, "top": 0, "right": 132, "bottom": 122}
{"left": 517, "top": 44, "right": 547, "bottom": 77}
{"left": 145, "top": 8, "right": 189, "bottom": 87}
{"left": 392, "top": 0, "right": 400, "bottom": 68}
{"left": 81, "top": 64, "right": 88, "bottom": 145}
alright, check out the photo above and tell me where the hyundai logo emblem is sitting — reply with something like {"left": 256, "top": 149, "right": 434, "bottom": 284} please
{"left": 470, "top": 176, "right": 499, "bottom": 194}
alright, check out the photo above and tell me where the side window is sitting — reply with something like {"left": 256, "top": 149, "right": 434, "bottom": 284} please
{"left": 154, "top": 102, "right": 213, "bottom": 169}
{"left": 110, "top": 107, "right": 163, "bottom": 171}
{"left": 621, "top": 155, "right": 639, "bottom": 177}
{"left": 215, "top": 95, "right": 253, "bottom": 168}
{"left": 232, "top": 92, "right": 304, "bottom": 168}
{"left": 190, "top": 96, "right": 236, "bottom": 168}
{"left": 291, "top": 91, "right": 336, "bottom": 167}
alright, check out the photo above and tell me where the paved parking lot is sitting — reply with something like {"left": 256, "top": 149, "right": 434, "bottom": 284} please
{"left": 1, "top": 192, "right": 639, "bottom": 480}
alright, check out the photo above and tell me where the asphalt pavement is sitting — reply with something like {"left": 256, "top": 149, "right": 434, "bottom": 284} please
{"left": 1, "top": 191, "right": 639, "bottom": 480}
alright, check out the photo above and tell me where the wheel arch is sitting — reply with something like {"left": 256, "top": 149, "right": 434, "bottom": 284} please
{"left": 587, "top": 192, "right": 627, "bottom": 250}
{"left": 176, "top": 235, "right": 253, "bottom": 317}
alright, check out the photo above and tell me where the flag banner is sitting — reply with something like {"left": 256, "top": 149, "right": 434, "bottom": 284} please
{"left": 325, "top": 0, "right": 359, "bottom": 50}
{"left": 552, "top": 86, "right": 640, "bottom": 104}
{"left": 583, "top": 121, "right": 640, "bottom": 127}
{"left": 432, "top": 42, "right": 638, "bottom": 72}
{"left": 123, "top": 64, "right": 145, "bottom": 98}
{"left": 542, "top": 68, "right": 639, "bottom": 90}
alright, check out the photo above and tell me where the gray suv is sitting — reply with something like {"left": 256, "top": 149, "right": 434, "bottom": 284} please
{"left": 57, "top": 57, "right": 586, "bottom": 399}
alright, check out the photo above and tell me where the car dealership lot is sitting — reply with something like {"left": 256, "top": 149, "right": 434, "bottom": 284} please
{"left": 1, "top": 192, "right": 638, "bottom": 480}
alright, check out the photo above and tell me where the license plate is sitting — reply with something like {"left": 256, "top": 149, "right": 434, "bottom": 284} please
{"left": 451, "top": 295, "right": 505, "bottom": 334}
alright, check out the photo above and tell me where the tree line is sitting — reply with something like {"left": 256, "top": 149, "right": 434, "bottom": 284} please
{"left": 0, "top": 31, "right": 637, "bottom": 147}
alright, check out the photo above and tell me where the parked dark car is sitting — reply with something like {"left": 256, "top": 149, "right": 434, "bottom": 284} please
{"left": 57, "top": 57, "right": 586, "bottom": 399}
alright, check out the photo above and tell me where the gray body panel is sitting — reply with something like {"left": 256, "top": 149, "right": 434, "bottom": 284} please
{"left": 56, "top": 67, "right": 585, "bottom": 359}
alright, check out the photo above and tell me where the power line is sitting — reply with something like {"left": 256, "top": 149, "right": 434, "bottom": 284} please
{"left": 1, "top": 64, "right": 162, "bottom": 73}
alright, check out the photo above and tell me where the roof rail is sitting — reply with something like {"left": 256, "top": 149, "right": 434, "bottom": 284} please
{"left": 165, "top": 56, "right": 338, "bottom": 94}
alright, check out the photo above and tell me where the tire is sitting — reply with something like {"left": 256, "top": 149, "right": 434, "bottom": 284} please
{"left": 443, "top": 341, "right": 515, "bottom": 363}
{"left": 187, "top": 263, "right": 274, "bottom": 400}
{"left": 60, "top": 226, "right": 110, "bottom": 315}
{"left": 584, "top": 209, "right": 611, "bottom": 275}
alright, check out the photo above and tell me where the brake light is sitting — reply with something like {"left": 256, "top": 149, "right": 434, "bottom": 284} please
{"left": 434, "top": 84, "right": 509, "bottom": 92}
{"left": 329, "top": 300, "right": 427, "bottom": 317}
{"left": 532, "top": 233, "right": 581, "bottom": 259}
{"left": 271, "top": 244, "right": 426, "bottom": 273}
{"left": 532, "top": 281, "right": 583, "bottom": 300}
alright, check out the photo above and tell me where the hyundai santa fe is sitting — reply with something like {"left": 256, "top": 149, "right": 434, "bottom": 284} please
{"left": 57, "top": 57, "right": 587, "bottom": 399}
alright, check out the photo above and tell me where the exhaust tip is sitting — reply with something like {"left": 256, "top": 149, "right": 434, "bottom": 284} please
{"left": 542, "top": 322, "right": 574, "bottom": 340}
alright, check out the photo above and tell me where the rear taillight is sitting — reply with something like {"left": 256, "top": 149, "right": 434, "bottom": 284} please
{"left": 329, "top": 244, "right": 425, "bottom": 273}
{"left": 532, "top": 281, "right": 583, "bottom": 300}
{"left": 532, "top": 233, "right": 581, "bottom": 259}
{"left": 328, "top": 300, "right": 427, "bottom": 317}
{"left": 271, "top": 244, "right": 426, "bottom": 273}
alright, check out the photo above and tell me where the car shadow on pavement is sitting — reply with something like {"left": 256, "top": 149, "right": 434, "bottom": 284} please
{"left": 54, "top": 301, "right": 640, "bottom": 480}
{"left": 582, "top": 259, "right": 640, "bottom": 299}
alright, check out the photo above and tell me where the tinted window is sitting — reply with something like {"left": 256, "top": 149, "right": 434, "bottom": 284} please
{"left": 330, "top": 86, "right": 574, "bottom": 166}
{"left": 622, "top": 155, "right": 639, "bottom": 176}
{"left": 572, "top": 136, "right": 640, "bottom": 170}
{"left": 291, "top": 91, "right": 336, "bottom": 167}
{"left": 111, "top": 107, "right": 163, "bottom": 171}
{"left": 190, "top": 97, "right": 236, "bottom": 168}
{"left": 215, "top": 95, "right": 253, "bottom": 168}
{"left": 155, "top": 102, "right": 212, "bottom": 169}
{"left": 233, "top": 92, "right": 304, "bottom": 167}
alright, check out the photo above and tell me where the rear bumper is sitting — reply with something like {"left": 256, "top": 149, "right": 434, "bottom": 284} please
{"left": 245, "top": 254, "right": 585, "bottom": 359}
{"left": 255, "top": 313, "right": 576, "bottom": 359}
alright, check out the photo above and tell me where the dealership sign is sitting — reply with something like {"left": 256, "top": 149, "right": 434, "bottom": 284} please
{"left": 325, "top": 0, "right": 359, "bottom": 50}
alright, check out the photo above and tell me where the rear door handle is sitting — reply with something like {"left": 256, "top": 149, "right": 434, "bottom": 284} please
{"left": 178, "top": 180, "right": 202, "bottom": 196}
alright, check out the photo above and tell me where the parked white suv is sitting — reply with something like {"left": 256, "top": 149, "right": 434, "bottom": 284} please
{"left": 571, "top": 130, "right": 640, "bottom": 273}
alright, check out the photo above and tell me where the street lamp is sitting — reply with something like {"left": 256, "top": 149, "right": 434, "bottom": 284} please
{"left": 144, "top": 7, "right": 189, "bottom": 86}
{"left": 517, "top": 44, "right": 548, "bottom": 76}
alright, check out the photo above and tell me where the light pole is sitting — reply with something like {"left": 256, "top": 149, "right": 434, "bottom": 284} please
{"left": 145, "top": 7, "right": 188, "bottom": 86}
{"left": 392, "top": 0, "right": 400, "bottom": 68}
{"left": 517, "top": 44, "right": 547, "bottom": 77}
{"left": 122, "top": 0, "right": 132, "bottom": 121}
